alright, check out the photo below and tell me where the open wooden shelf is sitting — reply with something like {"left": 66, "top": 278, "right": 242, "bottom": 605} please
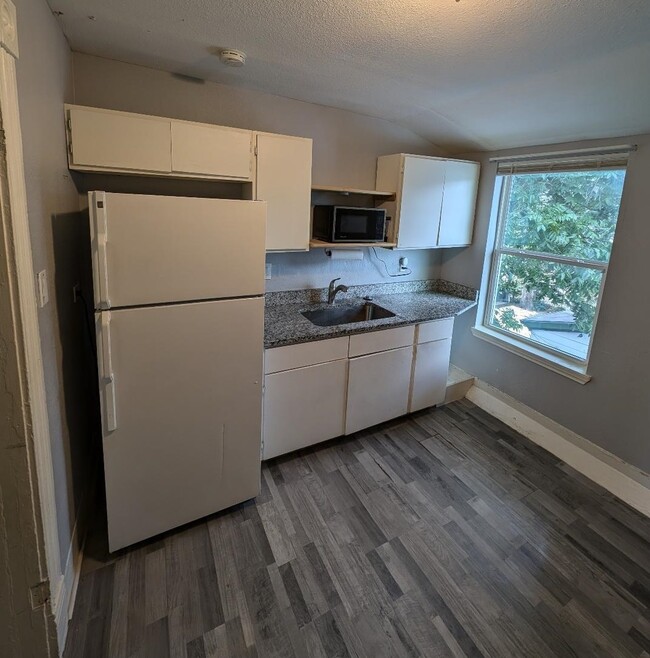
{"left": 309, "top": 239, "right": 396, "bottom": 250}
{"left": 311, "top": 184, "right": 395, "bottom": 198}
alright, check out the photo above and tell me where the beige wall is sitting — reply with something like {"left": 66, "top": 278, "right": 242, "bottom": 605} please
{"left": 71, "top": 53, "right": 445, "bottom": 289}
{"left": 16, "top": 0, "right": 97, "bottom": 575}
{"left": 440, "top": 135, "right": 650, "bottom": 474}
{"left": 72, "top": 53, "right": 442, "bottom": 190}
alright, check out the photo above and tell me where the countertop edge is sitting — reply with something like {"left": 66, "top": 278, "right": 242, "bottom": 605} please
{"left": 264, "top": 296, "right": 477, "bottom": 350}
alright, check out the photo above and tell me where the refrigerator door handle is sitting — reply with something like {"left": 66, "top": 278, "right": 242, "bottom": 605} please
{"left": 100, "top": 312, "right": 118, "bottom": 432}
{"left": 93, "top": 192, "right": 111, "bottom": 309}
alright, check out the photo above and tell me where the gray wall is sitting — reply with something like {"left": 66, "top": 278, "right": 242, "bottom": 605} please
{"left": 440, "top": 135, "right": 650, "bottom": 474}
{"left": 71, "top": 53, "right": 444, "bottom": 291}
{"left": 15, "top": 0, "right": 96, "bottom": 572}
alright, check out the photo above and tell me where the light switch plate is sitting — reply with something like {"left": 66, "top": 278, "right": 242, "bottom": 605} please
{"left": 36, "top": 270, "right": 48, "bottom": 307}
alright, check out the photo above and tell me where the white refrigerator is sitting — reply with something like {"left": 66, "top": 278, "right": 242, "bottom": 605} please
{"left": 89, "top": 191, "right": 266, "bottom": 551}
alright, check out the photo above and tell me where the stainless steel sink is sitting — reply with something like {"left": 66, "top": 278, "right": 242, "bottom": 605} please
{"left": 301, "top": 303, "right": 396, "bottom": 327}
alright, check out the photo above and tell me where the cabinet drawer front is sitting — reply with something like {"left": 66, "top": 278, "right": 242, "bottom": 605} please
{"left": 263, "top": 360, "right": 348, "bottom": 460}
{"left": 349, "top": 325, "right": 415, "bottom": 357}
{"left": 416, "top": 318, "right": 454, "bottom": 344}
{"left": 171, "top": 121, "right": 252, "bottom": 179}
{"left": 265, "top": 337, "right": 349, "bottom": 374}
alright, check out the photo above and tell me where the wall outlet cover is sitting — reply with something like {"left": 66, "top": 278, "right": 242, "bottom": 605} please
{"left": 265, "top": 263, "right": 272, "bottom": 280}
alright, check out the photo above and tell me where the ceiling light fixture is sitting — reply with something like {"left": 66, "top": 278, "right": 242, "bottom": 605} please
{"left": 219, "top": 49, "right": 246, "bottom": 67}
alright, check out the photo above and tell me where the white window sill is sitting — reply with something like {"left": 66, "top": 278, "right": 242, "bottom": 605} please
{"left": 471, "top": 325, "right": 592, "bottom": 384}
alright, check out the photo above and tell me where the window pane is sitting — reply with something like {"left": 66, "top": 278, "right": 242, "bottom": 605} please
{"left": 502, "top": 169, "right": 625, "bottom": 262}
{"left": 489, "top": 254, "right": 604, "bottom": 360}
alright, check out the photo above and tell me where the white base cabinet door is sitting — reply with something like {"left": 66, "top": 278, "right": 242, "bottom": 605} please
{"left": 409, "top": 338, "right": 452, "bottom": 413}
{"left": 346, "top": 346, "right": 413, "bottom": 435}
{"left": 263, "top": 359, "right": 347, "bottom": 459}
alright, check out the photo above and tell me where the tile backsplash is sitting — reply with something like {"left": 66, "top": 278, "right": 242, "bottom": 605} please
{"left": 265, "top": 247, "right": 441, "bottom": 292}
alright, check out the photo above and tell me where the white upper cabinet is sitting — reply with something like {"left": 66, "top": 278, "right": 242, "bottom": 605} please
{"left": 66, "top": 105, "right": 172, "bottom": 174}
{"left": 171, "top": 121, "right": 253, "bottom": 180}
{"left": 254, "top": 132, "right": 312, "bottom": 251}
{"left": 376, "top": 154, "right": 480, "bottom": 249}
{"left": 66, "top": 105, "right": 253, "bottom": 181}
{"left": 437, "top": 159, "right": 481, "bottom": 246}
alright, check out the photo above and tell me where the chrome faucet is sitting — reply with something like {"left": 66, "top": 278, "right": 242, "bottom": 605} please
{"left": 327, "top": 278, "right": 349, "bottom": 305}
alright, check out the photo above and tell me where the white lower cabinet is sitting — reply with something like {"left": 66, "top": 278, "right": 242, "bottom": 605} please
{"left": 263, "top": 359, "right": 347, "bottom": 460}
{"left": 263, "top": 321, "right": 454, "bottom": 459}
{"left": 409, "top": 338, "right": 452, "bottom": 412}
{"left": 345, "top": 346, "right": 413, "bottom": 435}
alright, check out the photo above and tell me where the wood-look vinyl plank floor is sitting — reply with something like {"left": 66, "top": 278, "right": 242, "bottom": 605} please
{"left": 64, "top": 400, "right": 650, "bottom": 657}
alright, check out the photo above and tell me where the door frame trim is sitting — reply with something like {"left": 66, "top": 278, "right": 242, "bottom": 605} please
{"left": 0, "top": 0, "right": 62, "bottom": 640}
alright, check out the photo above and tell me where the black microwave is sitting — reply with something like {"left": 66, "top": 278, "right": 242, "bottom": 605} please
{"left": 312, "top": 206, "right": 387, "bottom": 243}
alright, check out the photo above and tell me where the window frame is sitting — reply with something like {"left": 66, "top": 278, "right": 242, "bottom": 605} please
{"left": 478, "top": 163, "right": 626, "bottom": 378}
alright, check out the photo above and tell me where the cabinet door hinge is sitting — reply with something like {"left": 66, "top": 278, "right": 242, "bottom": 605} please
{"left": 30, "top": 580, "right": 50, "bottom": 609}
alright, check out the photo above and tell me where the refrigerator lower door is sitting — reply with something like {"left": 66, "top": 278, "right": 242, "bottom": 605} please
{"left": 96, "top": 297, "right": 263, "bottom": 551}
{"left": 90, "top": 192, "right": 266, "bottom": 309}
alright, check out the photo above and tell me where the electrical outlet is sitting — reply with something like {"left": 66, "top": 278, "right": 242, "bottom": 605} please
{"left": 265, "top": 263, "right": 272, "bottom": 280}
{"left": 399, "top": 257, "right": 409, "bottom": 271}
{"left": 36, "top": 270, "right": 48, "bottom": 307}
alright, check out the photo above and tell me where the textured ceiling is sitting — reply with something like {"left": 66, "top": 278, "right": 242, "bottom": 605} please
{"left": 48, "top": 0, "right": 650, "bottom": 152}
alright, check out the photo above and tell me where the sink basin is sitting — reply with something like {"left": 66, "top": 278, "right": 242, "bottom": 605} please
{"left": 301, "top": 303, "right": 396, "bottom": 327}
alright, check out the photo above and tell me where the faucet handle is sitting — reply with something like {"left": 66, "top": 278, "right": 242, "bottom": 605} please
{"left": 329, "top": 277, "right": 341, "bottom": 288}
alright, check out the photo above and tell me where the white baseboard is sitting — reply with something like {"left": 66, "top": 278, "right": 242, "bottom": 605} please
{"left": 52, "top": 515, "right": 85, "bottom": 654}
{"left": 466, "top": 380, "right": 650, "bottom": 518}
{"left": 51, "top": 460, "right": 98, "bottom": 654}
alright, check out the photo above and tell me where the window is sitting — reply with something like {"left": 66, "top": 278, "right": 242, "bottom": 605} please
{"left": 481, "top": 150, "right": 628, "bottom": 371}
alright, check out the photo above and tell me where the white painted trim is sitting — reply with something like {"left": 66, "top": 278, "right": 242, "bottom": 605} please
{"left": 0, "top": 0, "right": 62, "bottom": 636}
{"left": 466, "top": 379, "right": 650, "bottom": 517}
{"left": 52, "top": 515, "right": 84, "bottom": 652}
{"left": 489, "top": 144, "right": 637, "bottom": 163}
{"left": 471, "top": 325, "right": 591, "bottom": 384}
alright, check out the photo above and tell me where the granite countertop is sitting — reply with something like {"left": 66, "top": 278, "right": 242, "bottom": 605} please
{"left": 265, "top": 279, "right": 478, "bottom": 349}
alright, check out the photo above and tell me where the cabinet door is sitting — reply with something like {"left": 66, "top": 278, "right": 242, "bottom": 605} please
{"left": 437, "top": 160, "right": 480, "bottom": 247}
{"left": 256, "top": 133, "right": 312, "bottom": 251}
{"left": 171, "top": 121, "right": 252, "bottom": 179}
{"left": 397, "top": 156, "right": 446, "bottom": 249}
{"left": 263, "top": 359, "right": 347, "bottom": 459}
{"left": 346, "top": 346, "right": 413, "bottom": 435}
{"left": 409, "top": 339, "right": 452, "bottom": 413}
{"left": 67, "top": 105, "right": 171, "bottom": 173}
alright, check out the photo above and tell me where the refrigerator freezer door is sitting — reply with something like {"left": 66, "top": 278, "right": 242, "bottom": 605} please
{"left": 96, "top": 297, "right": 264, "bottom": 551}
{"left": 90, "top": 192, "right": 266, "bottom": 309}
